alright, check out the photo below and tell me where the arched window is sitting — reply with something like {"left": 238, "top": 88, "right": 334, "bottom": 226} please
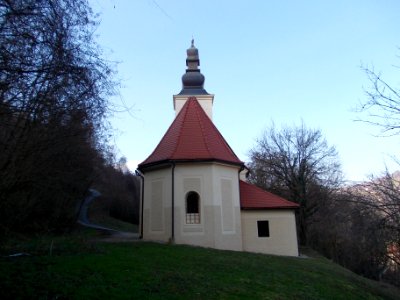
{"left": 186, "top": 191, "right": 200, "bottom": 224}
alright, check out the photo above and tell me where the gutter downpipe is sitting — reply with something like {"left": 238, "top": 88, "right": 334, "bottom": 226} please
{"left": 171, "top": 162, "right": 176, "bottom": 243}
{"left": 238, "top": 164, "right": 245, "bottom": 180}
{"left": 135, "top": 169, "right": 145, "bottom": 239}
{"left": 238, "top": 164, "right": 245, "bottom": 207}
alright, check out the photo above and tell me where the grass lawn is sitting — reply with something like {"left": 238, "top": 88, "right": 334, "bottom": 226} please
{"left": 1, "top": 232, "right": 399, "bottom": 300}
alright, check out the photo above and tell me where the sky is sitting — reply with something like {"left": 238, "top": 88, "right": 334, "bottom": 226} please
{"left": 89, "top": 0, "right": 400, "bottom": 183}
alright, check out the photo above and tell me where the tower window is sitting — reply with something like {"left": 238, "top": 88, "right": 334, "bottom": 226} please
{"left": 186, "top": 191, "right": 200, "bottom": 224}
{"left": 257, "top": 220, "right": 270, "bottom": 237}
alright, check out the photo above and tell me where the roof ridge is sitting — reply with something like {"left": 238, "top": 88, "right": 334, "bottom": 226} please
{"left": 193, "top": 99, "right": 213, "bottom": 157}
{"left": 171, "top": 98, "right": 190, "bottom": 158}
{"left": 191, "top": 97, "right": 241, "bottom": 161}
{"left": 139, "top": 98, "right": 189, "bottom": 165}
{"left": 205, "top": 107, "right": 241, "bottom": 161}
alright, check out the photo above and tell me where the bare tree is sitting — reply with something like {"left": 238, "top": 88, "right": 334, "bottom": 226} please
{"left": 357, "top": 56, "right": 400, "bottom": 246}
{"left": 94, "top": 165, "right": 141, "bottom": 226}
{"left": 248, "top": 122, "right": 342, "bottom": 245}
{"left": 358, "top": 63, "right": 400, "bottom": 136}
{"left": 349, "top": 171, "right": 400, "bottom": 266}
{"left": 355, "top": 54, "right": 400, "bottom": 284}
{"left": 309, "top": 188, "right": 391, "bottom": 281}
{"left": 0, "top": 0, "right": 116, "bottom": 235}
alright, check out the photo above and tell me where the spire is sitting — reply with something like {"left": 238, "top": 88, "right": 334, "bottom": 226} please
{"left": 179, "top": 40, "right": 209, "bottom": 95}
{"left": 186, "top": 39, "right": 199, "bottom": 70}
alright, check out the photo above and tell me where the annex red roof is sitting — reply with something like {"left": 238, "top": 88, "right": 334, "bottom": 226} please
{"left": 240, "top": 180, "right": 299, "bottom": 210}
{"left": 139, "top": 97, "right": 243, "bottom": 169}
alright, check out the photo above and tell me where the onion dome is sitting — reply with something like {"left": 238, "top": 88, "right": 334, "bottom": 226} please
{"left": 179, "top": 39, "right": 209, "bottom": 95}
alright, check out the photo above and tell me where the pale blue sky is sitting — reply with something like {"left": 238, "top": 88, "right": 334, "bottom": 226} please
{"left": 90, "top": 0, "right": 400, "bottom": 182}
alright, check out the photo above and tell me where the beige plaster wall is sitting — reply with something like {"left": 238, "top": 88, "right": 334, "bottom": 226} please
{"left": 173, "top": 163, "right": 243, "bottom": 251}
{"left": 142, "top": 167, "right": 172, "bottom": 242}
{"left": 173, "top": 94, "right": 214, "bottom": 120}
{"left": 241, "top": 210, "right": 299, "bottom": 257}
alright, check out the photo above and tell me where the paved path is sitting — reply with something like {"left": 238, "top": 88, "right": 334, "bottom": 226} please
{"left": 77, "top": 189, "right": 140, "bottom": 241}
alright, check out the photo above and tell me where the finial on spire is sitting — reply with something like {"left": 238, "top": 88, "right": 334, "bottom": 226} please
{"left": 179, "top": 40, "right": 208, "bottom": 95}
{"left": 186, "top": 40, "right": 199, "bottom": 69}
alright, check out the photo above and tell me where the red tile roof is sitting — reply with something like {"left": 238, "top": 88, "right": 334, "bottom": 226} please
{"left": 240, "top": 180, "right": 299, "bottom": 209}
{"left": 139, "top": 97, "right": 243, "bottom": 169}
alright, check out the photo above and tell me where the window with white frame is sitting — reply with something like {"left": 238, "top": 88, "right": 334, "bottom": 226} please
{"left": 186, "top": 191, "right": 200, "bottom": 224}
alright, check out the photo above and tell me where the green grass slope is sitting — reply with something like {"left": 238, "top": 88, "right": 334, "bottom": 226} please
{"left": 1, "top": 234, "right": 398, "bottom": 299}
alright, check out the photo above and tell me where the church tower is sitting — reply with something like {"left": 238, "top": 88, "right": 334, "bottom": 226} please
{"left": 138, "top": 41, "right": 244, "bottom": 251}
{"left": 173, "top": 40, "right": 214, "bottom": 120}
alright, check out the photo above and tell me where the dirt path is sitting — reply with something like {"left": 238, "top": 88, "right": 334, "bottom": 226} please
{"left": 78, "top": 189, "right": 140, "bottom": 242}
{"left": 94, "top": 231, "right": 140, "bottom": 242}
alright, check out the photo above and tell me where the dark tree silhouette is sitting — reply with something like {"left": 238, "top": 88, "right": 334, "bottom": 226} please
{"left": 350, "top": 171, "right": 400, "bottom": 266}
{"left": 0, "top": 0, "right": 116, "bottom": 235}
{"left": 248, "top": 122, "right": 342, "bottom": 245}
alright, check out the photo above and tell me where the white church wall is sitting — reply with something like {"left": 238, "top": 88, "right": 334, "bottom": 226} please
{"left": 241, "top": 210, "right": 299, "bottom": 257}
{"left": 142, "top": 167, "right": 172, "bottom": 242}
{"left": 211, "top": 164, "right": 243, "bottom": 251}
{"left": 173, "top": 94, "right": 214, "bottom": 120}
{"left": 173, "top": 164, "right": 212, "bottom": 247}
{"left": 173, "top": 163, "right": 243, "bottom": 251}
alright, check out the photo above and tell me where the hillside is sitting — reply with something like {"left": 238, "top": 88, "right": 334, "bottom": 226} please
{"left": 0, "top": 233, "right": 398, "bottom": 299}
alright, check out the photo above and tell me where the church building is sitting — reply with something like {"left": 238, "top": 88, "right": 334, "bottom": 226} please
{"left": 137, "top": 41, "right": 299, "bottom": 256}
